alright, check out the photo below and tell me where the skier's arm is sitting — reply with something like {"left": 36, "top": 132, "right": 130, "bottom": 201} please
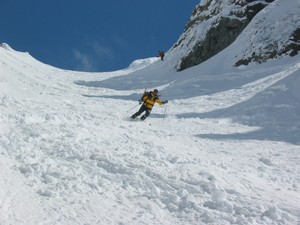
{"left": 155, "top": 98, "right": 168, "bottom": 105}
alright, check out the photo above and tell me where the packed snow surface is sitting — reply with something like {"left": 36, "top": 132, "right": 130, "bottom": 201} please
{"left": 1, "top": 40, "right": 300, "bottom": 225}
{"left": 0, "top": 1, "right": 300, "bottom": 222}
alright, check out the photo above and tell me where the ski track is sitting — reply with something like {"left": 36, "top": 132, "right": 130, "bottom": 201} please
{"left": 172, "top": 62, "right": 300, "bottom": 115}
{"left": 1, "top": 50, "right": 300, "bottom": 224}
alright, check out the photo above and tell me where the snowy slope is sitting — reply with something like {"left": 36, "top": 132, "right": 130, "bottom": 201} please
{"left": 1, "top": 1, "right": 300, "bottom": 225}
{"left": 1, "top": 44, "right": 300, "bottom": 225}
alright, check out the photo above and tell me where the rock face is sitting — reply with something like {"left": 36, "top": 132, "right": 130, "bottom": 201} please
{"left": 288, "top": 28, "right": 300, "bottom": 57}
{"left": 169, "top": 0, "right": 300, "bottom": 71}
{"left": 233, "top": 0, "right": 300, "bottom": 67}
{"left": 235, "top": 28, "right": 300, "bottom": 66}
{"left": 178, "top": 16, "right": 249, "bottom": 71}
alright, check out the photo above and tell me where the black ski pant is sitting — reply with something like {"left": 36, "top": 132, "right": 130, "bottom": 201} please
{"left": 131, "top": 105, "right": 151, "bottom": 120}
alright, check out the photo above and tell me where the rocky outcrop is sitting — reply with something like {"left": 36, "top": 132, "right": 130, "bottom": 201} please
{"left": 288, "top": 28, "right": 300, "bottom": 57}
{"left": 235, "top": 28, "right": 300, "bottom": 66}
{"left": 233, "top": 0, "right": 300, "bottom": 67}
{"left": 170, "top": 0, "right": 274, "bottom": 71}
{"left": 179, "top": 16, "right": 249, "bottom": 70}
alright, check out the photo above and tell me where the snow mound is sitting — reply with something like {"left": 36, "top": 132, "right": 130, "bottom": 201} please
{"left": 128, "top": 57, "right": 159, "bottom": 69}
{"left": 1, "top": 43, "right": 15, "bottom": 51}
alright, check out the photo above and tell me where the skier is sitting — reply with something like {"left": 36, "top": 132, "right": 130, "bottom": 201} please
{"left": 131, "top": 89, "right": 168, "bottom": 121}
{"left": 158, "top": 51, "right": 165, "bottom": 61}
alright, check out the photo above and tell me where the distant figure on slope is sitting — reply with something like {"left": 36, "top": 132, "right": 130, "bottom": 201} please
{"left": 131, "top": 89, "right": 168, "bottom": 121}
{"left": 158, "top": 51, "right": 165, "bottom": 61}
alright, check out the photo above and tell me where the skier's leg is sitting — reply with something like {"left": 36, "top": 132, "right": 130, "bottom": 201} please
{"left": 140, "top": 109, "right": 151, "bottom": 120}
{"left": 131, "top": 106, "right": 146, "bottom": 119}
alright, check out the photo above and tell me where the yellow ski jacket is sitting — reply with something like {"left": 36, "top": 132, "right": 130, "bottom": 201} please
{"left": 142, "top": 92, "right": 163, "bottom": 109}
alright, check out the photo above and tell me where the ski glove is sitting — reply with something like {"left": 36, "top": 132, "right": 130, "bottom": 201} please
{"left": 139, "top": 100, "right": 143, "bottom": 104}
{"left": 163, "top": 100, "right": 168, "bottom": 104}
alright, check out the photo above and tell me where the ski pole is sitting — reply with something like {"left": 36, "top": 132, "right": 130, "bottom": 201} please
{"left": 162, "top": 103, "right": 168, "bottom": 123}
{"left": 127, "top": 89, "right": 146, "bottom": 113}
{"left": 127, "top": 103, "right": 140, "bottom": 112}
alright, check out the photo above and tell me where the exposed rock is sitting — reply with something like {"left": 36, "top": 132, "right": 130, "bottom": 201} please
{"left": 179, "top": 17, "right": 248, "bottom": 70}
{"left": 171, "top": 0, "right": 274, "bottom": 71}
{"left": 234, "top": 16, "right": 300, "bottom": 67}
{"left": 288, "top": 28, "right": 300, "bottom": 57}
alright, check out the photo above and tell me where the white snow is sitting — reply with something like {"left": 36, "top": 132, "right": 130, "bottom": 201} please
{"left": 1, "top": 1, "right": 300, "bottom": 224}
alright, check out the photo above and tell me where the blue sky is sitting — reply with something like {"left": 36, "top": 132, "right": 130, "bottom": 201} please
{"left": 1, "top": 0, "right": 199, "bottom": 72}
